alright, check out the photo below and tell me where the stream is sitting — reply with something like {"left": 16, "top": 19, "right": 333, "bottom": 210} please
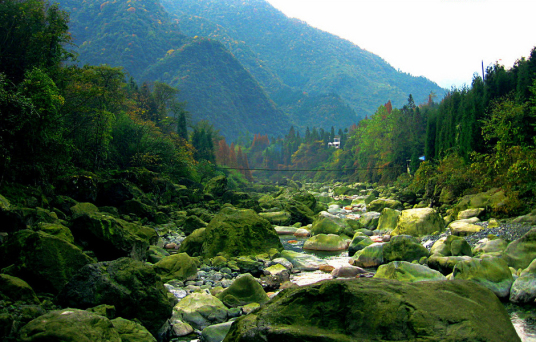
{"left": 279, "top": 235, "right": 536, "bottom": 342}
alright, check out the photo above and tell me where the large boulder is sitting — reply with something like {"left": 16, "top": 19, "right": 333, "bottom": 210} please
{"left": 303, "top": 234, "right": 348, "bottom": 251}
{"left": 473, "top": 237, "right": 508, "bottom": 257}
{"left": 223, "top": 278, "right": 520, "bottom": 342}
{"left": 503, "top": 228, "right": 536, "bottom": 270}
{"left": 178, "top": 228, "right": 206, "bottom": 257}
{"left": 449, "top": 221, "right": 484, "bottom": 236}
{"left": 172, "top": 292, "right": 228, "bottom": 330}
{"left": 383, "top": 235, "right": 430, "bottom": 263}
{"left": 279, "top": 250, "right": 328, "bottom": 271}
{"left": 283, "top": 199, "right": 315, "bottom": 225}
{"left": 153, "top": 253, "right": 199, "bottom": 283}
{"left": 58, "top": 257, "right": 174, "bottom": 336}
{"left": 357, "top": 211, "right": 381, "bottom": 230}
{"left": 0, "top": 274, "right": 40, "bottom": 304}
{"left": 258, "top": 211, "right": 292, "bottom": 226}
{"left": 0, "top": 230, "right": 94, "bottom": 294}
{"left": 510, "top": 258, "right": 536, "bottom": 304}
{"left": 367, "top": 198, "right": 403, "bottom": 212}
{"left": 347, "top": 234, "right": 374, "bottom": 257}
{"left": 430, "top": 235, "right": 473, "bottom": 257}
{"left": 427, "top": 255, "right": 472, "bottom": 275}
{"left": 110, "top": 317, "right": 156, "bottom": 342}
{"left": 217, "top": 273, "right": 269, "bottom": 308}
{"left": 350, "top": 243, "right": 385, "bottom": 268}
{"left": 391, "top": 208, "right": 444, "bottom": 237}
{"left": 376, "top": 208, "right": 401, "bottom": 231}
{"left": 374, "top": 261, "right": 447, "bottom": 282}
{"left": 71, "top": 212, "right": 156, "bottom": 261}
{"left": 18, "top": 308, "right": 121, "bottom": 342}
{"left": 204, "top": 175, "right": 228, "bottom": 197}
{"left": 34, "top": 222, "right": 74, "bottom": 244}
{"left": 311, "top": 215, "right": 347, "bottom": 235}
{"left": 452, "top": 256, "right": 514, "bottom": 298}
{"left": 201, "top": 207, "right": 283, "bottom": 258}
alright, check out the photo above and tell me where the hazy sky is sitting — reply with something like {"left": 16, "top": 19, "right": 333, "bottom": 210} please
{"left": 265, "top": 0, "right": 535, "bottom": 89}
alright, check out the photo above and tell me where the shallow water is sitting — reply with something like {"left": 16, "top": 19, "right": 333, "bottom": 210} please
{"left": 505, "top": 303, "right": 536, "bottom": 342}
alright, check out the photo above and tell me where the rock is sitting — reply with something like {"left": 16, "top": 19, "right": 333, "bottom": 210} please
{"left": 19, "top": 308, "right": 121, "bottom": 342}
{"left": 367, "top": 198, "right": 403, "bottom": 212}
{"left": 241, "top": 303, "right": 260, "bottom": 315}
{"left": 383, "top": 235, "right": 430, "bottom": 263}
{"left": 351, "top": 243, "right": 385, "bottom": 268}
{"left": 374, "top": 261, "right": 447, "bottom": 282}
{"left": 452, "top": 256, "right": 514, "bottom": 298}
{"left": 222, "top": 191, "right": 261, "bottom": 212}
{"left": 172, "top": 292, "right": 228, "bottom": 330}
{"left": 170, "top": 319, "right": 193, "bottom": 337}
{"left": 283, "top": 199, "right": 315, "bottom": 225}
{"left": 119, "top": 199, "right": 154, "bottom": 219}
{"left": 34, "top": 222, "right": 74, "bottom": 244}
{"left": 204, "top": 175, "right": 228, "bottom": 197}
{"left": 293, "top": 228, "right": 310, "bottom": 237}
{"left": 319, "top": 265, "right": 335, "bottom": 273}
{"left": 310, "top": 215, "right": 347, "bottom": 235}
{"left": 182, "top": 215, "right": 208, "bottom": 235}
{"left": 178, "top": 228, "right": 206, "bottom": 257}
{"left": 71, "top": 212, "right": 156, "bottom": 261}
{"left": 347, "top": 234, "right": 374, "bottom": 257}
{"left": 58, "top": 257, "right": 174, "bottom": 336}
{"left": 427, "top": 255, "right": 472, "bottom": 275}
{"left": 111, "top": 317, "right": 156, "bottom": 342}
{"left": 0, "top": 230, "right": 94, "bottom": 294}
{"left": 223, "top": 278, "right": 520, "bottom": 342}
{"left": 279, "top": 250, "right": 328, "bottom": 271}
{"left": 473, "top": 238, "right": 508, "bottom": 256}
{"left": 70, "top": 202, "right": 99, "bottom": 220}
{"left": 258, "top": 211, "right": 292, "bottom": 226}
{"left": 430, "top": 235, "right": 473, "bottom": 257}
{"left": 261, "top": 264, "right": 290, "bottom": 289}
{"left": 376, "top": 208, "right": 401, "bottom": 231}
{"left": 357, "top": 211, "right": 381, "bottom": 230}
{"left": 147, "top": 245, "right": 170, "bottom": 264}
{"left": 0, "top": 274, "right": 40, "bottom": 304}
{"left": 449, "top": 220, "right": 483, "bottom": 236}
{"left": 271, "top": 257, "right": 293, "bottom": 270}
{"left": 392, "top": 208, "right": 444, "bottom": 237}
{"left": 202, "top": 207, "right": 283, "bottom": 258}
{"left": 153, "top": 253, "right": 199, "bottom": 282}
{"left": 509, "top": 258, "right": 536, "bottom": 304}
{"left": 457, "top": 208, "right": 485, "bottom": 220}
{"left": 201, "top": 321, "right": 233, "bottom": 342}
{"left": 86, "top": 304, "right": 116, "bottom": 319}
{"left": 303, "top": 234, "right": 348, "bottom": 251}
{"left": 217, "top": 273, "right": 269, "bottom": 308}
{"left": 274, "top": 226, "right": 299, "bottom": 235}
{"left": 331, "top": 265, "right": 366, "bottom": 278}
{"left": 503, "top": 228, "right": 536, "bottom": 270}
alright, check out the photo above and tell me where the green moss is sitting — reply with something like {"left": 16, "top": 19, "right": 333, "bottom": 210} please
{"left": 217, "top": 273, "right": 269, "bottom": 308}
{"left": 153, "top": 253, "right": 199, "bottom": 282}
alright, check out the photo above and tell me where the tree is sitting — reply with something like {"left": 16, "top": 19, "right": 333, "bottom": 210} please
{"left": 191, "top": 120, "right": 218, "bottom": 163}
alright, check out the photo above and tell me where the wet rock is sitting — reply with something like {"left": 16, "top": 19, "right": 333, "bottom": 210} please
{"left": 392, "top": 208, "right": 444, "bottom": 237}
{"left": 201, "top": 321, "right": 233, "bottom": 342}
{"left": 430, "top": 235, "right": 473, "bottom": 257}
{"left": 383, "top": 235, "right": 430, "bottom": 263}
{"left": 347, "top": 234, "right": 374, "bottom": 257}
{"left": 350, "top": 242, "right": 385, "bottom": 268}
{"left": 217, "top": 274, "right": 269, "bottom": 308}
{"left": 153, "top": 253, "right": 199, "bottom": 282}
{"left": 450, "top": 221, "right": 483, "bottom": 236}
{"left": 172, "top": 292, "right": 228, "bottom": 330}
{"left": 331, "top": 265, "right": 366, "bottom": 278}
{"left": 374, "top": 261, "right": 446, "bottom": 282}
{"left": 279, "top": 250, "right": 328, "bottom": 271}
{"left": 303, "top": 234, "right": 348, "bottom": 251}
{"left": 503, "top": 228, "right": 536, "bottom": 270}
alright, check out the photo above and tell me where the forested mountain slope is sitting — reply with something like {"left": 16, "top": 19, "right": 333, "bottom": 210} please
{"left": 57, "top": 0, "right": 289, "bottom": 140}
{"left": 161, "top": 0, "right": 446, "bottom": 129}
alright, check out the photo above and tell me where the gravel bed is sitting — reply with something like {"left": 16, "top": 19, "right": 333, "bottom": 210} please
{"left": 420, "top": 221, "right": 536, "bottom": 250}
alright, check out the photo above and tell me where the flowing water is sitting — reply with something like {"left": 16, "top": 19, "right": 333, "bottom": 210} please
{"left": 279, "top": 235, "right": 536, "bottom": 341}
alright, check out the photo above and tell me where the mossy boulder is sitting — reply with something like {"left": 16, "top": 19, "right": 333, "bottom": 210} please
{"left": 34, "top": 222, "right": 74, "bottom": 244}
{"left": 18, "top": 308, "right": 121, "bottom": 342}
{"left": 392, "top": 208, "right": 444, "bottom": 237}
{"left": 449, "top": 220, "right": 484, "bottom": 236}
{"left": 427, "top": 255, "right": 472, "bottom": 275}
{"left": 347, "top": 234, "right": 374, "bottom": 257}
{"left": 201, "top": 321, "right": 233, "bottom": 342}
{"left": 153, "top": 253, "right": 199, "bottom": 282}
{"left": 503, "top": 228, "right": 536, "bottom": 270}
{"left": 111, "top": 317, "right": 156, "bottom": 342}
{"left": 147, "top": 245, "right": 170, "bottom": 264}
{"left": 70, "top": 202, "right": 99, "bottom": 220}
{"left": 430, "top": 235, "right": 473, "bottom": 257}
{"left": 311, "top": 215, "right": 347, "bottom": 235}
{"left": 178, "top": 228, "right": 206, "bottom": 257}
{"left": 351, "top": 243, "right": 385, "bottom": 268}
{"left": 223, "top": 278, "right": 520, "bottom": 342}
{"left": 201, "top": 207, "right": 283, "bottom": 258}
{"left": 452, "top": 256, "right": 514, "bottom": 298}
{"left": 172, "top": 292, "right": 228, "bottom": 330}
{"left": 58, "top": 257, "right": 174, "bottom": 336}
{"left": 217, "top": 273, "right": 269, "bottom": 308}
{"left": 374, "top": 261, "right": 447, "bottom": 282}
{"left": 473, "top": 237, "right": 508, "bottom": 257}
{"left": 0, "top": 230, "right": 94, "bottom": 294}
{"left": 222, "top": 191, "right": 261, "bottom": 212}
{"left": 377, "top": 208, "right": 401, "bottom": 231}
{"left": 303, "top": 234, "right": 348, "bottom": 251}
{"left": 383, "top": 235, "right": 430, "bottom": 263}
{"left": 279, "top": 250, "right": 328, "bottom": 271}
{"left": 367, "top": 198, "right": 403, "bottom": 212}
{"left": 510, "top": 258, "right": 536, "bottom": 304}
{"left": 182, "top": 215, "right": 208, "bottom": 235}
{"left": 258, "top": 211, "right": 291, "bottom": 226}
{"left": 283, "top": 199, "right": 315, "bottom": 225}
{"left": 357, "top": 211, "right": 381, "bottom": 230}
{"left": 0, "top": 274, "right": 40, "bottom": 304}
{"left": 0, "top": 204, "right": 25, "bottom": 233}
{"left": 205, "top": 175, "right": 228, "bottom": 198}
{"left": 119, "top": 199, "right": 154, "bottom": 219}
{"left": 71, "top": 212, "right": 156, "bottom": 261}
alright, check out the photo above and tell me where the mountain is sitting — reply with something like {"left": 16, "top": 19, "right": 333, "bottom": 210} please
{"left": 160, "top": 0, "right": 446, "bottom": 130}
{"left": 57, "top": 0, "right": 290, "bottom": 140}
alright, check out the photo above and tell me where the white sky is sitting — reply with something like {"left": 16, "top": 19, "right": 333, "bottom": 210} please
{"left": 265, "top": 0, "right": 536, "bottom": 89}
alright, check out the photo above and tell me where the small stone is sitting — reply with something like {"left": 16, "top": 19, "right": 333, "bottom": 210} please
{"left": 319, "top": 265, "right": 335, "bottom": 273}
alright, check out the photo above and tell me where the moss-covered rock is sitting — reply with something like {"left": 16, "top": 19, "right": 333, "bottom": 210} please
{"left": 0, "top": 274, "right": 40, "bottom": 304}
{"left": 205, "top": 175, "right": 228, "bottom": 198}
{"left": 431, "top": 235, "right": 473, "bottom": 257}
{"left": 351, "top": 243, "right": 385, "bottom": 268}
{"left": 374, "top": 261, "right": 447, "bottom": 282}
{"left": 153, "top": 253, "right": 198, "bottom": 282}
{"left": 58, "top": 257, "right": 174, "bottom": 336}
{"left": 347, "top": 234, "right": 374, "bottom": 257}
{"left": 449, "top": 220, "right": 484, "bottom": 236}
{"left": 0, "top": 230, "right": 94, "bottom": 294}
{"left": 383, "top": 235, "right": 430, "bottom": 263}
{"left": 172, "top": 292, "right": 228, "bottom": 330}
{"left": 258, "top": 211, "right": 292, "bottom": 226}
{"left": 503, "top": 228, "right": 536, "bottom": 270}
{"left": 452, "top": 256, "right": 514, "bottom": 298}
{"left": 509, "top": 258, "right": 536, "bottom": 304}
{"left": 71, "top": 212, "right": 156, "bottom": 261}
{"left": 111, "top": 317, "right": 156, "bottom": 342}
{"left": 201, "top": 207, "right": 283, "bottom": 258}
{"left": 19, "top": 308, "right": 121, "bottom": 342}
{"left": 283, "top": 199, "right": 315, "bottom": 225}
{"left": 178, "top": 228, "right": 206, "bottom": 257}
{"left": 119, "top": 199, "right": 154, "bottom": 219}
{"left": 357, "top": 211, "right": 381, "bottom": 230}
{"left": 367, "top": 198, "right": 403, "bottom": 212}
{"left": 392, "top": 208, "right": 444, "bottom": 237}
{"left": 222, "top": 191, "right": 261, "bottom": 212}
{"left": 279, "top": 250, "right": 328, "bottom": 271}
{"left": 182, "top": 215, "right": 208, "bottom": 235}
{"left": 201, "top": 321, "right": 233, "bottom": 342}
{"left": 223, "top": 278, "right": 520, "bottom": 342}
{"left": 427, "top": 255, "right": 472, "bottom": 275}
{"left": 58, "top": 174, "right": 98, "bottom": 203}
{"left": 217, "top": 273, "right": 269, "bottom": 308}
{"left": 376, "top": 208, "right": 401, "bottom": 231}
{"left": 34, "top": 222, "right": 74, "bottom": 244}
{"left": 70, "top": 202, "right": 99, "bottom": 220}
{"left": 303, "top": 234, "right": 348, "bottom": 252}
{"left": 310, "top": 215, "right": 347, "bottom": 235}
{"left": 473, "top": 238, "right": 508, "bottom": 257}
{"left": 147, "top": 245, "right": 170, "bottom": 264}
